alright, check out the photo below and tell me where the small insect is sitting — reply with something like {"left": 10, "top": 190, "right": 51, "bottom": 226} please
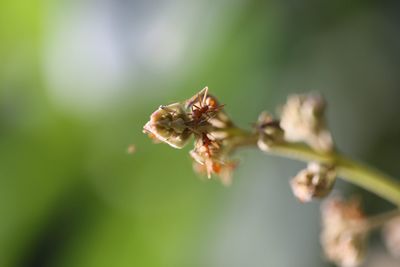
{"left": 195, "top": 133, "right": 238, "bottom": 181}
{"left": 200, "top": 133, "right": 220, "bottom": 178}
{"left": 186, "top": 87, "right": 225, "bottom": 126}
{"left": 201, "top": 132, "right": 215, "bottom": 158}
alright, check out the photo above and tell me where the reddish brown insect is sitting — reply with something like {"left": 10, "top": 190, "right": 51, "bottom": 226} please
{"left": 200, "top": 132, "right": 221, "bottom": 178}
{"left": 201, "top": 132, "right": 213, "bottom": 157}
{"left": 187, "top": 87, "right": 224, "bottom": 126}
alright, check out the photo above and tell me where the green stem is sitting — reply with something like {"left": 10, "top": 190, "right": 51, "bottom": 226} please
{"left": 269, "top": 143, "right": 400, "bottom": 206}
{"left": 337, "top": 157, "right": 400, "bottom": 207}
{"left": 231, "top": 129, "right": 400, "bottom": 206}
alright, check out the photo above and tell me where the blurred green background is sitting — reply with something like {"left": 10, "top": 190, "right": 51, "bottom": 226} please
{"left": 1, "top": 1, "right": 400, "bottom": 266}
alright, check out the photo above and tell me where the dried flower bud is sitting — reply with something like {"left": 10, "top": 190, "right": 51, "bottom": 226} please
{"left": 290, "top": 162, "right": 336, "bottom": 202}
{"left": 383, "top": 215, "right": 400, "bottom": 258}
{"left": 320, "top": 196, "right": 367, "bottom": 267}
{"left": 143, "top": 102, "right": 192, "bottom": 149}
{"left": 280, "top": 94, "right": 333, "bottom": 152}
{"left": 255, "top": 111, "right": 284, "bottom": 151}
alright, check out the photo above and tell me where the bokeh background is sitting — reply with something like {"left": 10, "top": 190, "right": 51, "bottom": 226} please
{"left": 1, "top": 1, "right": 400, "bottom": 267}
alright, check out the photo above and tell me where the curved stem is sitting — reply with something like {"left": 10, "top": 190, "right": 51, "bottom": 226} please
{"left": 269, "top": 143, "right": 400, "bottom": 206}
{"left": 337, "top": 157, "right": 400, "bottom": 207}
{"left": 230, "top": 129, "right": 400, "bottom": 206}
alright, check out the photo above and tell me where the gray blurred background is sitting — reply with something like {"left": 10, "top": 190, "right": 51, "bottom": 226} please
{"left": 1, "top": 1, "right": 400, "bottom": 266}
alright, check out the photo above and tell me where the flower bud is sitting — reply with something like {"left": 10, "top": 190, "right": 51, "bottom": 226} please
{"left": 143, "top": 102, "right": 192, "bottom": 149}
{"left": 280, "top": 94, "right": 333, "bottom": 152}
{"left": 290, "top": 162, "right": 336, "bottom": 202}
{"left": 256, "top": 111, "right": 284, "bottom": 151}
{"left": 320, "top": 196, "right": 367, "bottom": 267}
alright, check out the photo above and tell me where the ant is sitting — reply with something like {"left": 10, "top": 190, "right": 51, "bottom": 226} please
{"left": 200, "top": 132, "right": 223, "bottom": 178}
{"left": 187, "top": 87, "right": 225, "bottom": 126}
{"left": 201, "top": 132, "right": 218, "bottom": 158}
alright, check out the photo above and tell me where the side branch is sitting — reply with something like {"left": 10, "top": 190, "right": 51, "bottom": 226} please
{"left": 233, "top": 130, "right": 400, "bottom": 206}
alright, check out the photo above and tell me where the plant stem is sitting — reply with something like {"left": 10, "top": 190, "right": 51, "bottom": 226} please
{"left": 366, "top": 209, "right": 400, "bottom": 230}
{"left": 270, "top": 143, "right": 400, "bottom": 206}
{"left": 230, "top": 128, "right": 400, "bottom": 206}
{"left": 337, "top": 157, "right": 400, "bottom": 207}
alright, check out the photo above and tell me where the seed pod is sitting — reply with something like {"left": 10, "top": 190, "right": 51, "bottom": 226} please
{"left": 290, "top": 162, "right": 336, "bottom": 202}
{"left": 143, "top": 102, "right": 192, "bottom": 149}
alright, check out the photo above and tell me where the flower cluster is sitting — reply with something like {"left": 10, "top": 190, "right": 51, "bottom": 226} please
{"left": 143, "top": 87, "right": 400, "bottom": 267}
{"left": 320, "top": 196, "right": 367, "bottom": 267}
{"left": 257, "top": 93, "right": 337, "bottom": 202}
{"left": 144, "top": 89, "right": 338, "bottom": 192}
{"left": 290, "top": 162, "right": 336, "bottom": 203}
{"left": 143, "top": 87, "right": 238, "bottom": 185}
{"left": 280, "top": 93, "right": 333, "bottom": 152}
{"left": 281, "top": 94, "right": 337, "bottom": 202}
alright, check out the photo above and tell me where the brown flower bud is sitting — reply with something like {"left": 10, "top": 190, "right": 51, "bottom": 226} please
{"left": 280, "top": 94, "right": 333, "bottom": 152}
{"left": 255, "top": 111, "right": 284, "bottom": 151}
{"left": 383, "top": 215, "right": 400, "bottom": 258}
{"left": 143, "top": 102, "right": 192, "bottom": 149}
{"left": 290, "top": 162, "right": 336, "bottom": 202}
{"left": 320, "top": 196, "right": 367, "bottom": 267}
